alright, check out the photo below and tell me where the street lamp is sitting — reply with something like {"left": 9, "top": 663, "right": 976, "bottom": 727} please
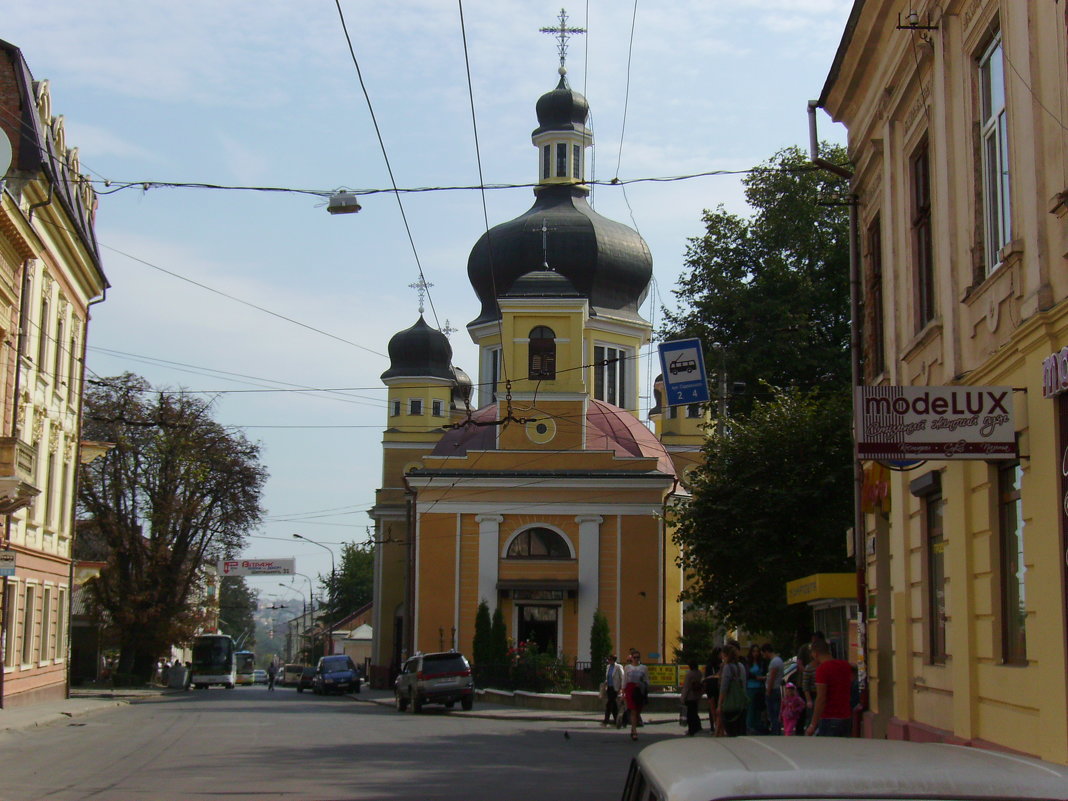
{"left": 279, "top": 583, "right": 307, "bottom": 663}
{"left": 293, "top": 533, "right": 336, "bottom": 654}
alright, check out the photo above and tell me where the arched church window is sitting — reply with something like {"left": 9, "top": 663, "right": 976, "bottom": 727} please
{"left": 506, "top": 527, "right": 571, "bottom": 559}
{"left": 529, "top": 326, "right": 556, "bottom": 380}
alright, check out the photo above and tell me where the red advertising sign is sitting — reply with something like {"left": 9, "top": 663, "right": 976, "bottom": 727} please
{"left": 855, "top": 386, "right": 1016, "bottom": 460}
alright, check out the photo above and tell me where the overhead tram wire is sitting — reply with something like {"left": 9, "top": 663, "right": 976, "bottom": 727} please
{"left": 457, "top": 0, "right": 509, "bottom": 385}
{"left": 333, "top": 0, "right": 441, "bottom": 331}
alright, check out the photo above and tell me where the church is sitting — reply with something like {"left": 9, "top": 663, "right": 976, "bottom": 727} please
{"left": 368, "top": 48, "right": 708, "bottom": 688}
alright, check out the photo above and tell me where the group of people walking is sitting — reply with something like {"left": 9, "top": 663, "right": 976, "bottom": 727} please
{"left": 603, "top": 634, "right": 856, "bottom": 739}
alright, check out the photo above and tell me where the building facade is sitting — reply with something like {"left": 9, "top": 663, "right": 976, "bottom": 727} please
{"left": 820, "top": 0, "right": 1068, "bottom": 762}
{"left": 0, "top": 40, "right": 108, "bottom": 707}
{"left": 369, "top": 66, "right": 702, "bottom": 687}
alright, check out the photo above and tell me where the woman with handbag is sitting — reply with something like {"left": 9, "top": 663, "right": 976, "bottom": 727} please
{"left": 622, "top": 649, "right": 650, "bottom": 741}
{"left": 717, "top": 644, "right": 748, "bottom": 737}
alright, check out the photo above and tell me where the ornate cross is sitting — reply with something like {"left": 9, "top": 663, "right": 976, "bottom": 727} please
{"left": 540, "top": 8, "right": 586, "bottom": 74}
{"left": 408, "top": 277, "right": 433, "bottom": 314}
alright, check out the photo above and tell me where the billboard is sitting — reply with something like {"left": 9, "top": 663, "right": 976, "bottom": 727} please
{"left": 657, "top": 338, "right": 710, "bottom": 406}
{"left": 217, "top": 558, "right": 295, "bottom": 577}
{"left": 855, "top": 386, "right": 1016, "bottom": 460}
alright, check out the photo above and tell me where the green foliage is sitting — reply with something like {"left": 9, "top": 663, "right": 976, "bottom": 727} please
{"left": 318, "top": 542, "right": 374, "bottom": 624}
{"left": 472, "top": 599, "right": 492, "bottom": 668}
{"left": 510, "top": 642, "right": 574, "bottom": 694}
{"left": 219, "top": 576, "right": 257, "bottom": 650}
{"left": 490, "top": 605, "right": 508, "bottom": 665}
{"left": 589, "top": 609, "right": 612, "bottom": 673}
{"left": 673, "top": 386, "right": 854, "bottom": 639}
{"left": 79, "top": 373, "right": 267, "bottom": 681}
{"left": 673, "top": 611, "right": 721, "bottom": 666}
{"left": 661, "top": 144, "right": 851, "bottom": 415}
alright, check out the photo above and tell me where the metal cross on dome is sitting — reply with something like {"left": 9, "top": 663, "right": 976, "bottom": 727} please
{"left": 540, "top": 8, "right": 586, "bottom": 74}
{"left": 408, "top": 277, "right": 433, "bottom": 314}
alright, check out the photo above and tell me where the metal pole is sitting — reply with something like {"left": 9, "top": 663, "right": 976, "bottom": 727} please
{"left": 293, "top": 534, "right": 336, "bottom": 654}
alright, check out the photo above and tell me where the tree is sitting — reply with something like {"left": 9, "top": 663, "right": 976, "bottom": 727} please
{"left": 490, "top": 606, "right": 508, "bottom": 665}
{"left": 661, "top": 144, "right": 851, "bottom": 414}
{"left": 318, "top": 542, "right": 374, "bottom": 624}
{"left": 219, "top": 576, "right": 257, "bottom": 650}
{"left": 589, "top": 609, "right": 612, "bottom": 673}
{"left": 672, "top": 386, "right": 854, "bottom": 639}
{"left": 472, "top": 599, "right": 492, "bottom": 668}
{"left": 673, "top": 611, "right": 722, "bottom": 666}
{"left": 79, "top": 373, "right": 268, "bottom": 681}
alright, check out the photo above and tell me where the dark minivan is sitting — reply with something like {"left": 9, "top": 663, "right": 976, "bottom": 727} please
{"left": 312, "top": 655, "right": 361, "bottom": 695}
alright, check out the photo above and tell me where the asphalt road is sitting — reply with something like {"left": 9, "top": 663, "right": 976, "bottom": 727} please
{"left": 0, "top": 685, "right": 668, "bottom": 800}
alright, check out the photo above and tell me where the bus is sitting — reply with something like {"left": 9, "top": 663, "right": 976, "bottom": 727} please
{"left": 235, "top": 650, "right": 255, "bottom": 685}
{"left": 190, "top": 634, "right": 236, "bottom": 689}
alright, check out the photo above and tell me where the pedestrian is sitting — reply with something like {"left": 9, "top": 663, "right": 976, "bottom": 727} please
{"left": 703, "top": 647, "right": 722, "bottom": 734}
{"left": 745, "top": 644, "right": 768, "bottom": 734}
{"left": 622, "top": 649, "right": 650, "bottom": 741}
{"left": 780, "top": 682, "right": 806, "bottom": 736}
{"left": 681, "top": 659, "right": 704, "bottom": 736}
{"left": 762, "top": 643, "right": 784, "bottom": 735}
{"left": 717, "top": 644, "right": 747, "bottom": 737}
{"left": 796, "top": 642, "right": 815, "bottom": 730}
{"left": 804, "top": 638, "right": 852, "bottom": 737}
{"left": 267, "top": 659, "right": 278, "bottom": 691}
{"left": 602, "top": 654, "right": 624, "bottom": 727}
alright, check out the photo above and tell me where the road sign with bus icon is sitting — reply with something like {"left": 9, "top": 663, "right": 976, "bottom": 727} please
{"left": 658, "top": 339, "right": 710, "bottom": 406}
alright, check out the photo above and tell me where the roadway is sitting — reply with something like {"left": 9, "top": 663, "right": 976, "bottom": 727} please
{"left": 0, "top": 684, "right": 677, "bottom": 800}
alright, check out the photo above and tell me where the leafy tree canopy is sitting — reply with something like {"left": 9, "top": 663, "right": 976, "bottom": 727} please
{"left": 673, "top": 386, "right": 854, "bottom": 639}
{"left": 79, "top": 373, "right": 268, "bottom": 680}
{"left": 318, "top": 542, "right": 374, "bottom": 624}
{"left": 219, "top": 576, "right": 257, "bottom": 650}
{"left": 661, "top": 144, "right": 851, "bottom": 413}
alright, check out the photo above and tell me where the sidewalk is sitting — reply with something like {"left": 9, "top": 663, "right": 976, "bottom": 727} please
{"left": 350, "top": 687, "right": 681, "bottom": 726}
{"left": 0, "top": 687, "right": 178, "bottom": 736}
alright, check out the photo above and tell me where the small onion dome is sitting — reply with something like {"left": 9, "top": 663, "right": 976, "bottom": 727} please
{"left": 451, "top": 365, "right": 473, "bottom": 409}
{"left": 648, "top": 374, "right": 665, "bottom": 418}
{"left": 500, "top": 269, "right": 582, "bottom": 299}
{"left": 533, "top": 75, "right": 590, "bottom": 136}
{"left": 467, "top": 185, "right": 653, "bottom": 327}
{"left": 381, "top": 316, "right": 454, "bottom": 381}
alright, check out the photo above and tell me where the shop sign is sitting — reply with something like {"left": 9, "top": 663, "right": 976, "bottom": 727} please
{"left": 646, "top": 664, "right": 680, "bottom": 686}
{"left": 217, "top": 558, "right": 294, "bottom": 577}
{"left": 0, "top": 550, "right": 14, "bottom": 577}
{"left": 855, "top": 386, "right": 1016, "bottom": 460}
{"left": 1042, "top": 346, "right": 1068, "bottom": 398}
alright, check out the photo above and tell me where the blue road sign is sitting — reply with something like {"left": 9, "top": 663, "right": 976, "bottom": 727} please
{"left": 658, "top": 338, "right": 710, "bottom": 406}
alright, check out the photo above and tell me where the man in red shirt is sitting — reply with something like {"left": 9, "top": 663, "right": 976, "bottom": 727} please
{"left": 804, "top": 638, "right": 852, "bottom": 737}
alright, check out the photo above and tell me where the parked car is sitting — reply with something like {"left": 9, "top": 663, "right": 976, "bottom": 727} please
{"left": 312, "top": 655, "right": 361, "bottom": 695}
{"left": 282, "top": 663, "right": 304, "bottom": 687}
{"left": 296, "top": 666, "right": 316, "bottom": 693}
{"left": 252, "top": 669, "right": 268, "bottom": 684}
{"left": 394, "top": 651, "right": 473, "bottom": 713}
{"left": 620, "top": 737, "right": 1068, "bottom": 801}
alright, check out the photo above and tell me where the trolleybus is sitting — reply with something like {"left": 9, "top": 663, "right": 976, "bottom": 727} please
{"left": 190, "top": 634, "right": 236, "bottom": 689}
{"left": 235, "top": 650, "right": 255, "bottom": 685}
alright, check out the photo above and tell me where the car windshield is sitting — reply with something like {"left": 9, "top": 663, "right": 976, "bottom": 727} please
{"left": 422, "top": 655, "right": 467, "bottom": 675}
{"left": 321, "top": 657, "right": 353, "bottom": 672}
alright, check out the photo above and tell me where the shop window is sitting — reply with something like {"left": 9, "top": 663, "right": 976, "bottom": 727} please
{"left": 506, "top": 527, "right": 572, "bottom": 559}
{"left": 912, "top": 471, "right": 946, "bottom": 664}
{"left": 529, "top": 326, "right": 556, "bottom": 380}
{"left": 998, "top": 462, "right": 1026, "bottom": 663}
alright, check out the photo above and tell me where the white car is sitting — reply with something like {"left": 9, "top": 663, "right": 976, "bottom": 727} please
{"left": 622, "top": 737, "right": 1068, "bottom": 801}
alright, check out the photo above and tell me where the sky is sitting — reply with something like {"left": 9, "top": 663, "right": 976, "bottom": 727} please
{"left": 4, "top": 0, "right": 851, "bottom": 608}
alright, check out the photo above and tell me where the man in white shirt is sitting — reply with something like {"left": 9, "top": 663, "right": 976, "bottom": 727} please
{"left": 602, "top": 654, "right": 624, "bottom": 727}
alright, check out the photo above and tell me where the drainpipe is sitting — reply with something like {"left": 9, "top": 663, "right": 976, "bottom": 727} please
{"left": 64, "top": 286, "right": 107, "bottom": 698}
{"left": 403, "top": 478, "right": 415, "bottom": 662}
{"left": 808, "top": 100, "right": 869, "bottom": 728}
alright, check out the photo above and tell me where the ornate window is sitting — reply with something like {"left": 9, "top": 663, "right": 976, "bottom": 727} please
{"left": 529, "top": 326, "right": 556, "bottom": 380}
{"left": 979, "top": 31, "right": 1010, "bottom": 274}
{"left": 506, "top": 527, "right": 572, "bottom": 559}
{"left": 998, "top": 462, "right": 1026, "bottom": 663}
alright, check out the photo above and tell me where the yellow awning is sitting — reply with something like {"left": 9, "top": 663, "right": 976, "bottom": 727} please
{"left": 786, "top": 573, "right": 857, "bottom": 605}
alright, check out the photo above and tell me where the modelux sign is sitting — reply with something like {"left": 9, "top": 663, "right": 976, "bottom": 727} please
{"left": 218, "top": 558, "right": 294, "bottom": 577}
{"left": 856, "top": 386, "right": 1016, "bottom": 460}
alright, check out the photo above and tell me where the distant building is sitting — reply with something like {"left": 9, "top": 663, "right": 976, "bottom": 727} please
{"left": 0, "top": 39, "right": 108, "bottom": 707}
{"left": 368, "top": 58, "right": 707, "bottom": 687}
{"left": 819, "top": 1, "right": 1068, "bottom": 763}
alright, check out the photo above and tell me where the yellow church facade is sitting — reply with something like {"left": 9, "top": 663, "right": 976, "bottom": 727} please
{"left": 369, "top": 64, "right": 698, "bottom": 686}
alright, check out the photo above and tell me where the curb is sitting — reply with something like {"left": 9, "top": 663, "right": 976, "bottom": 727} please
{"left": 348, "top": 693, "right": 676, "bottom": 725}
{"left": 0, "top": 699, "right": 129, "bottom": 736}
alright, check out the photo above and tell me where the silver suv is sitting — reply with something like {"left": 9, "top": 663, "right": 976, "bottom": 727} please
{"left": 395, "top": 651, "right": 474, "bottom": 713}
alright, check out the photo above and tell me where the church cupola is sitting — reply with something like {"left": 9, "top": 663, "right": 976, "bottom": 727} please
{"left": 533, "top": 75, "right": 591, "bottom": 189}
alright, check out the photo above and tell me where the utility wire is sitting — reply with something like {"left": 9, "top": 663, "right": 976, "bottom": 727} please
{"left": 332, "top": 0, "right": 441, "bottom": 330}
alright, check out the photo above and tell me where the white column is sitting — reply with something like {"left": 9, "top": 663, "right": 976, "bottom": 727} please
{"left": 576, "top": 514, "right": 603, "bottom": 662}
{"left": 476, "top": 515, "right": 503, "bottom": 614}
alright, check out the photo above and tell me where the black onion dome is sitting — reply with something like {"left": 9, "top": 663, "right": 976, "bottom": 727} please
{"left": 467, "top": 185, "right": 653, "bottom": 326}
{"left": 533, "top": 75, "right": 590, "bottom": 135}
{"left": 381, "top": 316, "right": 454, "bottom": 381}
{"left": 450, "top": 365, "right": 473, "bottom": 408}
{"left": 501, "top": 269, "right": 581, "bottom": 299}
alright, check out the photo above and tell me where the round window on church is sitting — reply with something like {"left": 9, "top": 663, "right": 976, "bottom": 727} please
{"left": 506, "top": 527, "right": 571, "bottom": 559}
{"left": 525, "top": 416, "right": 557, "bottom": 444}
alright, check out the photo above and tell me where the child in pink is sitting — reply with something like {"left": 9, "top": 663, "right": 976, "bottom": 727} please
{"left": 781, "top": 682, "right": 806, "bottom": 736}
